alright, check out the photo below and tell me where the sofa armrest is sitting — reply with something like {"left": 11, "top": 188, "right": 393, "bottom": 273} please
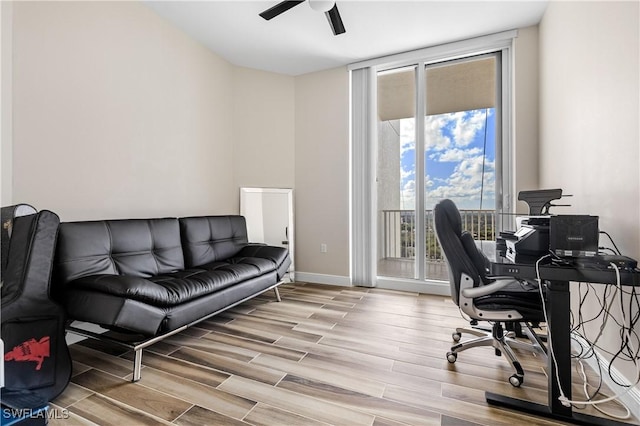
{"left": 236, "top": 244, "right": 291, "bottom": 279}
{"left": 237, "top": 244, "right": 288, "bottom": 265}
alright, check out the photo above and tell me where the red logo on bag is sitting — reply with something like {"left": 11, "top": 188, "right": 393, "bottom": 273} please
{"left": 4, "top": 336, "right": 50, "bottom": 370}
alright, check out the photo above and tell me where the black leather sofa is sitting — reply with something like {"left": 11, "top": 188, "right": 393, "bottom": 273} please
{"left": 53, "top": 215, "right": 290, "bottom": 381}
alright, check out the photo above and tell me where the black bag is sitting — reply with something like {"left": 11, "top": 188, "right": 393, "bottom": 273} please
{"left": 1, "top": 207, "right": 72, "bottom": 408}
{"left": 1, "top": 204, "right": 36, "bottom": 274}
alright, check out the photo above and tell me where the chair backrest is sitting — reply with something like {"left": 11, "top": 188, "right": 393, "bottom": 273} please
{"left": 433, "top": 199, "right": 490, "bottom": 306}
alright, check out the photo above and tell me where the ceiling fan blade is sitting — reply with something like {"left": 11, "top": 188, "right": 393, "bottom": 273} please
{"left": 325, "top": 4, "right": 346, "bottom": 35}
{"left": 259, "top": 0, "right": 305, "bottom": 20}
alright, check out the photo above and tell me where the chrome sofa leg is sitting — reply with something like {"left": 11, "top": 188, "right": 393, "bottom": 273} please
{"left": 274, "top": 287, "right": 282, "bottom": 302}
{"left": 132, "top": 349, "right": 143, "bottom": 382}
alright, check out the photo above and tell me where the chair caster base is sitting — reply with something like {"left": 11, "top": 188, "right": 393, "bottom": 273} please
{"left": 509, "top": 373, "right": 524, "bottom": 387}
{"left": 446, "top": 351, "right": 457, "bottom": 363}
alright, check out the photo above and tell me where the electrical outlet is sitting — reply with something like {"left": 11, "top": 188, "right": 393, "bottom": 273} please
{"left": 320, "top": 243, "right": 327, "bottom": 253}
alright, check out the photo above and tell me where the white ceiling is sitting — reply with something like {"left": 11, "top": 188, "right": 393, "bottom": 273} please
{"left": 144, "top": 1, "right": 548, "bottom": 76}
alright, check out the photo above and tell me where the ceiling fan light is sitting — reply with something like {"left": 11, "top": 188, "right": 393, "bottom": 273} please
{"left": 308, "top": 0, "right": 335, "bottom": 13}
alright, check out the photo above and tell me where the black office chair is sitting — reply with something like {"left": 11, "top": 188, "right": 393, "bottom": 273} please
{"left": 433, "top": 199, "right": 546, "bottom": 387}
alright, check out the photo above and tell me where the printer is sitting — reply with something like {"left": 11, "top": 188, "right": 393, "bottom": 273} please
{"left": 501, "top": 214, "right": 600, "bottom": 263}
{"left": 502, "top": 216, "right": 550, "bottom": 263}
{"left": 498, "top": 189, "right": 602, "bottom": 263}
{"left": 497, "top": 189, "right": 563, "bottom": 262}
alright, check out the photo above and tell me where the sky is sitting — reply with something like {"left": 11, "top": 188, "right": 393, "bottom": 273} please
{"left": 398, "top": 108, "right": 496, "bottom": 210}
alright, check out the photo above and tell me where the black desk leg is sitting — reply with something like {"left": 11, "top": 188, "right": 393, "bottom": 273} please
{"left": 486, "top": 280, "right": 636, "bottom": 425}
{"left": 486, "top": 279, "right": 572, "bottom": 420}
{"left": 546, "top": 279, "right": 573, "bottom": 416}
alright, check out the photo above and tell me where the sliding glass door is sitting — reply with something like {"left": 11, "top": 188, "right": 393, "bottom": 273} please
{"left": 350, "top": 31, "right": 515, "bottom": 291}
{"left": 376, "top": 54, "right": 500, "bottom": 282}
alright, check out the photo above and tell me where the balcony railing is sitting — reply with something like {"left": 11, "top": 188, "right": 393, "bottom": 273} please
{"left": 381, "top": 209, "right": 496, "bottom": 261}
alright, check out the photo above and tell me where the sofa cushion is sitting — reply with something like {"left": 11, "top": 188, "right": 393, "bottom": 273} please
{"left": 64, "top": 271, "right": 279, "bottom": 336}
{"left": 157, "top": 272, "right": 278, "bottom": 333}
{"left": 179, "top": 216, "right": 248, "bottom": 268}
{"left": 64, "top": 289, "right": 167, "bottom": 336}
{"left": 65, "top": 261, "right": 268, "bottom": 307}
{"left": 56, "top": 218, "right": 184, "bottom": 285}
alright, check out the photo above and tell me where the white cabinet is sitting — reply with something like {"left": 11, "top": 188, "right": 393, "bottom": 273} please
{"left": 240, "top": 187, "right": 294, "bottom": 280}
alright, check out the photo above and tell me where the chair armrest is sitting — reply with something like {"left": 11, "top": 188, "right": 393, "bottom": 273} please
{"left": 486, "top": 275, "right": 529, "bottom": 281}
{"left": 461, "top": 279, "right": 518, "bottom": 299}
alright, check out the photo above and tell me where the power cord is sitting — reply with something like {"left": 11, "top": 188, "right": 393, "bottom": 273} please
{"left": 599, "top": 231, "right": 622, "bottom": 255}
{"left": 572, "top": 267, "right": 640, "bottom": 382}
{"left": 535, "top": 257, "right": 640, "bottom": 411}
{"left": 534, "top": 255, "right": 571, "bottom": 406}
{"left": 576, "top": 359, "right": 631, "bottom": 419}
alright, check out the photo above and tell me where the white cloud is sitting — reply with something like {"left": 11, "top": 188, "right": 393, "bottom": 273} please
{"left": 450, "top": 110, "right": 487, "bottom": 147}
{"left": 393, "top": 109, "right": 496, "bottom": 210}
{"left": 425, "top": 174, "right": 434, "bottom": 188}
{"left": 433, "top": 147, "right": 482, "bottom": 162}
{"left": 424, "top": 115, "right": 452, "bottom": 151}
{"left": 401, "top": 179, "right": 416, "bottom": 210}
{"left": 426, "top": 154, "right": 495, "bottom": 209}
{"left": 401, "top": 166, "right": 414, "bottom": 181}
{"left": 400, "top": 110, "right": 491, "bottom": 155}
{"left": 400, "top": 119, "right": 415, "bottom": 156}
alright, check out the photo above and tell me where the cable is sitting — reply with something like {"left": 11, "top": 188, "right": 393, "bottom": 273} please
{"left": 534, "top": 255, "right": 572, "bottom": 406}
{"left": 536, "top": 259, "right": 640, "bottom": 409}
{"left": 573, "top": 264, "right": 640, "bottom": 375}
{"left": 599, "top": 247, "right": 620, "bottom": 256}
{"left": 599, "top": 231, "right": 622, "bottom": 255}
{"left": 606, "top": 264, "right": 640, "bottom": 387}
{"left": 387, "top": 120, "right": 401, "bottom": 137}
{"left": 577, "top": 359, "right": 631, "bottom": 420}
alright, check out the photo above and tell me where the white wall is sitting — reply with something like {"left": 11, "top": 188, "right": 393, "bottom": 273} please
{"left": 539, "top": 0, "right": 639, "bottom": 385}
{"left": 4, "top": 0, "right": 328, "bottom": 285}
{"left": 7, "top": 2, "right": 298, "bottom": 222}
{"left": 294, "top": 67, "right": 350, "bottom": 279}
{"left": 513, "top": 25, "right": 539, "bottom": 211}
{"left": 1, "top": 2, "right": 12, "bottom": 206}
{"left": 10, "top": 1, "right": 238, "bottom": 220}
{"left": 232, "top": 66, "right": 295, "bottom": 195}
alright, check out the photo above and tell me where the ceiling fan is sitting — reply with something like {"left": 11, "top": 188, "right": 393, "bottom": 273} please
{"left": 259, "top": 0, "right": 346, "bottom": 36}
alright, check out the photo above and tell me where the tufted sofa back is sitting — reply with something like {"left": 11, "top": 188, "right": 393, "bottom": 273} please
{"left": 55, "top": 215, "right": 251, "bottom": 289}
{"left": 179, "top": 216, "right": 248, "bottom": 268}
{"left": 55, "top": 218, "right": 184, "bottom": 285}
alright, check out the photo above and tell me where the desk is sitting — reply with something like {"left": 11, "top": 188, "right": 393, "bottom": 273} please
{"left": 489, "top": 260, "right": 640, "bottom": 426}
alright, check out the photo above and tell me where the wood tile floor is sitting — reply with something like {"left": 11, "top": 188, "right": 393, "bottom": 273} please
{"left": 51, "top": 282, "right": 640, "bottom": 425}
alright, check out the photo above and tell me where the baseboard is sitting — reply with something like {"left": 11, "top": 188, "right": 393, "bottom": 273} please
{"left": 293, "top": 272, "right": 351, "bottom": 287}
{"left": 292, "top": 272, "right": 452, "bottom": 296}
{"left": 571, "top": 335, "right": 640, "bottom": 420}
